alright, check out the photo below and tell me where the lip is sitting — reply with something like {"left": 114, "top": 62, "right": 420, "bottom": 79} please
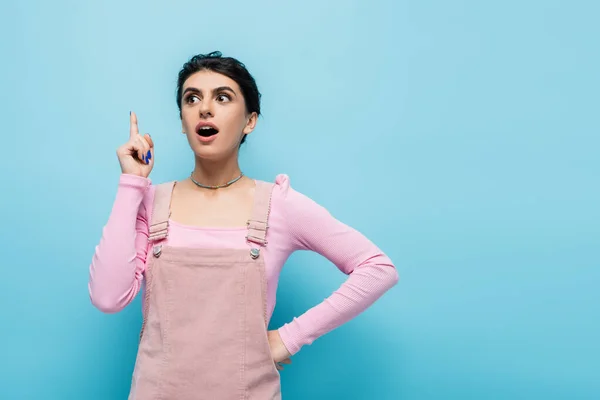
{"left": 197, "top": 134, "right": 218, "bottom": 143}
{"left": 195, "top": 121, "right": 219, "bottom": 132}
{"left": 194, "top": 121, "right": 219, "bottom": 144}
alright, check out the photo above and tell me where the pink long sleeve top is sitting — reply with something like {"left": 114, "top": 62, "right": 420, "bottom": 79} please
{"left": 88, "top": 173, "right": 398, "bottom": 355}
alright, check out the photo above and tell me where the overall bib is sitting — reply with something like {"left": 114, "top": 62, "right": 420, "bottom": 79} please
{"left": 128, "top": 180, "right": 282, "bottom": 400}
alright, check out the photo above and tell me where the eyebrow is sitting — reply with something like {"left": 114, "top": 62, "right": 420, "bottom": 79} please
{"left": 182, "top": 86, "right": 237, "bottom": 97}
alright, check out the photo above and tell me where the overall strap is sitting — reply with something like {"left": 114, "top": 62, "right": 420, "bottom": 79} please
{"left": 246, "top": 181, "right": 274, "bottom": 247}
{"left": 148, "top": 181, "right": 176, "bottom": 242}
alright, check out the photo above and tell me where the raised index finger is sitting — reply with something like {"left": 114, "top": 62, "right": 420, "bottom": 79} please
{"left": 130, "top": 111, "right": 139, "bottom": 138}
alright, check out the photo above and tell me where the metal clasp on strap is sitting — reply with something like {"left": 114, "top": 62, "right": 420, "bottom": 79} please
{"left": 246, "top": 218, "right": 268, "bottom": 248}
{"left": 245, "top": 234, "right": 268, "bottom": 245}
{"left": 247, "top": 219, "right": 268, "bottom": 231}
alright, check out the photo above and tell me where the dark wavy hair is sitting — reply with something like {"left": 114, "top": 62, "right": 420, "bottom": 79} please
{"left": 176, "top": 51, "right": 261, "bottom": 145}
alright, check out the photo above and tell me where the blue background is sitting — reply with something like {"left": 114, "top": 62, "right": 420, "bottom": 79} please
{"left": 1, "top": 0, "right": 598, "bottom": 399}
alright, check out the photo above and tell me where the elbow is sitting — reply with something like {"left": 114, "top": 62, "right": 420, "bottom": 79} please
{"left": 90, "top": 296, "right": 123, "bottom": 314}
{"left": 88, "top": 286, "right": 126, "bottom": 314}
{"left": 353, "top": 258, "right": 399, "bottom": 292}
{"left": 369, "top": 254, "right": 400, "bottom": 288}
{"left": 391, "top": 263, "right": 400, "bottom": 284}
{"left": 373, "top": 258, "right": 399, "bottom": 292}
{"left": 383, "top": 262, "right": 400, "bottom": 290}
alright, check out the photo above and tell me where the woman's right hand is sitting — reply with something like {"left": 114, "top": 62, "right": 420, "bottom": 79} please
{"left": 117, "top": 111, "right": 154, "bottom": 178}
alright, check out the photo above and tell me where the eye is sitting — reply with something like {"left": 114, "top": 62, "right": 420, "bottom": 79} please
{"left": 216, "top": 93, "right": 231, "bottom": 102}
{"left": 186, "top": 94, "right": 200, "bottom": 104}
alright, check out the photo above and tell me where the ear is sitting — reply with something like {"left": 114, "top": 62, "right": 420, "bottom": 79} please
{"left": 242, "top": 112, "right": 258, "bottom": 135}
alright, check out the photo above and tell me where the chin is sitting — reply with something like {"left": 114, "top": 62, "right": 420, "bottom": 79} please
{"left": 191, "top": 144, "right": 236, "bottom": 161}
{"left": 187, "top": 132, "right": 241, "bottom": 159}
{"left": 193, "top": 147, "right": 220, "bottom": 160}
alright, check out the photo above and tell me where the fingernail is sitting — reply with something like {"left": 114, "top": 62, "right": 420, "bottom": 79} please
{"left": 147, "top": 150, "right": 152, "bottom": 161}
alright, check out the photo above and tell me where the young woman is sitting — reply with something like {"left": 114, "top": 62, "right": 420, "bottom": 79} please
{"left": 88, "top": 51, "right": 399, "bottom": 399}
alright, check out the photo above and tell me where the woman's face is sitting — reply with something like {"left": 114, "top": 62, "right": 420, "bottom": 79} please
{"left": 180, "top": 70, "right": 257, "bottom": 160}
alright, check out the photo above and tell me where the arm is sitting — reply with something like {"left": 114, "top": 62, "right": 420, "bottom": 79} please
{"left": 276, "top": 184, "right": 399, "bottom": 356}
{"left": 88, "top": 174, "right": 153, "bottom": 313}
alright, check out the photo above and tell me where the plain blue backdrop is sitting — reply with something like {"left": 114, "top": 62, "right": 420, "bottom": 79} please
{"left": 1, "top": 0, "right": 598, "bottom": 399}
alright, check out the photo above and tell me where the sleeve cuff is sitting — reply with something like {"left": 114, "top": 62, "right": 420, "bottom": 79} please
{"left": 119, "top": 173, "right": 152, "bottom": 188}
{"left": 277, "top": 320, "right": 303, "bottom": 356}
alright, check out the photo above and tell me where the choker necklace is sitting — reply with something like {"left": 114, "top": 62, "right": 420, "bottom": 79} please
{"left": 190, "top": 172, "right": 244, "bottom": 189}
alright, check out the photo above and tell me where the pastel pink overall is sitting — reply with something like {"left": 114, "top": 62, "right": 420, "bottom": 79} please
{"left": 128, "top": 180, "right": 282, "bottom": 400}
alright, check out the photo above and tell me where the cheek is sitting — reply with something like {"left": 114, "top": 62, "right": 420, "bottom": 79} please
{"left": 219, "top": 110, "right": 245, "bottom": 131}
{"left": 181, "top": 110, "right": 195, "bottom": 127}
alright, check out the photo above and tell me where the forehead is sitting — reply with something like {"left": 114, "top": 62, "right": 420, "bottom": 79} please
{"left": 182, "top": 70, "right": 240, "bottom": 92}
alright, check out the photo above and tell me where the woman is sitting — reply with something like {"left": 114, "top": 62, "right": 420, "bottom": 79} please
{"left": 88, "top": 51, "right": 399, "bottom": 399}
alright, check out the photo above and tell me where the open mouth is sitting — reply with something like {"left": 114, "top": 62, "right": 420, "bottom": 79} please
{"left": 197, "top": 126, "right": 219, "bottom": 137}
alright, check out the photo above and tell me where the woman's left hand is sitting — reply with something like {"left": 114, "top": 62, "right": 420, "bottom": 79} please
{"left": 268, "top": 330, "right": 292, "bottom": 370}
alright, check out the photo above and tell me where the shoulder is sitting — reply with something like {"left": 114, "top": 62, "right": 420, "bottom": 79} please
{"left": 143, "top": 180, "right": 181, "bottom": 222}
{"left": 259, "top": 173, "right": 330, "bottom": 218}
{"left": 258, "top": 173, "right": 303, "bottom": 203}
{"left": 118, "top": 174, "right": 175, "bottom": 221}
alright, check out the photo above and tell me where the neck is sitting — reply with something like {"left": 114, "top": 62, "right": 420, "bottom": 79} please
{"left": 191, "top": 155, "right": 243, "bottom": 188}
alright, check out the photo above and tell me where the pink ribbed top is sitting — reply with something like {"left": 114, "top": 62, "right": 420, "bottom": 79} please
{"left": 88, "top": 173, "right": 398, "bottom": 355}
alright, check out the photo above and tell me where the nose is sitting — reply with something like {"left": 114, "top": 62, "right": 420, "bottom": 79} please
{"left": 198, "top": 100, "right": 213, "bottom": 118}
